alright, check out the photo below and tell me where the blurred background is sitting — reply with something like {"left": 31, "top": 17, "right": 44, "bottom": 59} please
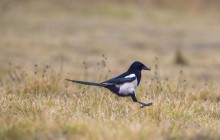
{"left": 0, "top": 0, "right": 220, "bottom": 84}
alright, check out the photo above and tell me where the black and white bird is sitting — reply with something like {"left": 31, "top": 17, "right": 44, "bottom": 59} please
{"left": 66, "top": 61, "right": 153, "bottom": 108}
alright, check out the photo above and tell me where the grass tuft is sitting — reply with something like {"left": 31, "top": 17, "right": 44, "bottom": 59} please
{"left": 174, "top": 49, "right": 188, "bottom": 65}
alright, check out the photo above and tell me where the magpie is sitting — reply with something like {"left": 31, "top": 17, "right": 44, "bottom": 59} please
{"left": 66, "top": 61, "right": 153, "bottom": 108}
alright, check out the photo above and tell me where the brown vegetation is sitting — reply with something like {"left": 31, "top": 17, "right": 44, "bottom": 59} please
{"left": 0, "top": 0, "right": 220, "bottom": 139}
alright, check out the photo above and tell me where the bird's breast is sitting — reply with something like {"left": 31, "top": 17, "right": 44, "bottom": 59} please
{"left": 118, "top": 76, "right": 137, "bottom": 95}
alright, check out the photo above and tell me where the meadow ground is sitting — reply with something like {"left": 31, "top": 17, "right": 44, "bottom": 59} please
{"left": 0, "top": 0, "right": 220, "bottom": 139}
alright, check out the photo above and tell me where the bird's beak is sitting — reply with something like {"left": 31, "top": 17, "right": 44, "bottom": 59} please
{"left": 142, "top": 66, "right": 151, "bottom": 71}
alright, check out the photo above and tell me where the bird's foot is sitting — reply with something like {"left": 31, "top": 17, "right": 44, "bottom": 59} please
{"left": 139, "top": 102, "right": 153, "bottom": 108}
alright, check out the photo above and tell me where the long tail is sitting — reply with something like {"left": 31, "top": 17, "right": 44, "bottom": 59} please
{"left": 65, "top": 79, "right": 105, "bottom": 87}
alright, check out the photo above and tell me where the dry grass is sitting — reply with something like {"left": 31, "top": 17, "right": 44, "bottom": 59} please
{"left": 0, "top": 0, "right": 220, "bottom": 140}
{"left": 1, "top": 60, "right": 220, "bottom": 140}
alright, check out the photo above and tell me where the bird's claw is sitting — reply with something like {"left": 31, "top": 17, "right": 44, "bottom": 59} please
{"left": 140, "top": 102, "right": 153, "bottom": 108}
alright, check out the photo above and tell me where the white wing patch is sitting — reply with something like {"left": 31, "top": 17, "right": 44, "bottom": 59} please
{"left": 118, "top": 74, "right": 137, "bottom": 95}
{"left": 125, "top": 74, "right": 135, "bottom": 78}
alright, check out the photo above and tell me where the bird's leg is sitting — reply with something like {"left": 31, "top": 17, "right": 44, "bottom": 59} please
{"left": 137, "top": 101, "right": 153, "bottom": 108}
{"left": 131, "top": 94, "right": 153, "bottom": 108}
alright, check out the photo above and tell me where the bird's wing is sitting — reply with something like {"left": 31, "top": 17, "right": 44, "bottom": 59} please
{"left": 102, "top": 74, "right": 136, "bottom": 85}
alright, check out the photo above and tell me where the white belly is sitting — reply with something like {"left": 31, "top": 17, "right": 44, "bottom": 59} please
{"left": 118, "top": 74, "right": 137, "bottom": 95}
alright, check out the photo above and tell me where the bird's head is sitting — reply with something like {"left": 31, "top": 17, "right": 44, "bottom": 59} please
{"left": 128, "top": 61, "right": 151, "bottom": 71}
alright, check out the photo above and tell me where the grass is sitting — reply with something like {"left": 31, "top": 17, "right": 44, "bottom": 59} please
{"left": 1, "top": 0, "right": 220, "bottom": 139}
{"left": 0, "top": 60, "right": 220, "bottom": 140}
